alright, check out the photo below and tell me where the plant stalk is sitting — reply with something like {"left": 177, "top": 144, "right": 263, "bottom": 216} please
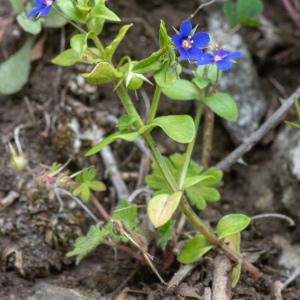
{"left": 147, "top": 85, "right": 162, "bottom": 124}
{"left": 179, "top": 101, "right": 203, "bottom": 190}
{"left": 114, "top": 78, "right": 260, "bottom": 279}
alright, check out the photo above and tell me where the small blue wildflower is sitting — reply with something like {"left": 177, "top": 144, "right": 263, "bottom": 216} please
{"left": 172, "top": 20, "right": 210, "bottom": 61}
{"left": 28, "top": 0, "right": 55, "bottom": 18}
{"left": 197, "top": 47, "right": 242, "bottom": 72}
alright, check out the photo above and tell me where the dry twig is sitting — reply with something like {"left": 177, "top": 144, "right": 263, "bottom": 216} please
{"left": 216, "top": 86, "right": 300, "bottom": 170}
{"left": 212, "top": 256, "right": 232, "bottom": 300}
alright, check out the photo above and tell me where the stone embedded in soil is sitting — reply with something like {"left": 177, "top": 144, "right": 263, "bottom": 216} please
{"left": 272, "top": 126, "right": 300, "bottom": 218}
{"left": 207, "top": 12, "right": 267, "bottom": 144}
{"left": 30, "top": 283, "right": 102, "bottom": 300}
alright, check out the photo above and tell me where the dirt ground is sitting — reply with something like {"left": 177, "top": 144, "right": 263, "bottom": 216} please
{"left": 1, "top": 0, "right": 300, "bottom": 299}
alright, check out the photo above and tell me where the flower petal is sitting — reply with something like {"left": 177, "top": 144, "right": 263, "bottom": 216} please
{"left": 192, "top": 32, "right": 210, "bottom": 48}
{"left": 186, "top": 47, "right": 203, "bottom": 60}
{"left": 40, "top": 5, "right": 52, "bottom": 16}
{"left": 216, "top": 59, "right": 232, "bottom": 71}
{"left": 172, "top": 34, "right": 182, "bottom": 49}
{"left": 33, "top": 0, "right": 45, "bottom": 8}
{"left": 196, "top": 53, "right": 214, "bottom": 66}
{"left": 177, "top": 48, "right": 190, "bottom": 60}
{"left": 28, "top": 7, "right": 41, "bottom": 17}
{"left": 227, "top": 51, "right": 242, "bottom": 60}
{"left": 180, "top": 20, "right": 192, "bottom": 37}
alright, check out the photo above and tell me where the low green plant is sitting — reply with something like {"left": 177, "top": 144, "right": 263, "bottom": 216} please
{"left": 9, "top": 0, "right": 261, "bottom": 286}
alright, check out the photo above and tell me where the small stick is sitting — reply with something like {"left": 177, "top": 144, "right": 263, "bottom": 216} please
{"left": 280, "top": 0, "right": 300, "bottom": 30}
{"left": 101, "top": 145, "right": 129, "bottom": 201}
{"left": 201, "top": 108, "right": 215, "bottom": 168}
{"left": 251, "top": 213, "right": 295, "bottom": 226}
{"left": 188, "top": 0, "right": 216, "bottom": 20}
{"left": 212, "top": 256, "right": 232, "bottom": 300}
{"left": 216, "top": 86, "right": 300, "bottom": 170}
{"left": 167, "top": 264, "right": 198, "bottom": 290}
{"left": 90, "top": 194, "right": 111, "bottom": 222}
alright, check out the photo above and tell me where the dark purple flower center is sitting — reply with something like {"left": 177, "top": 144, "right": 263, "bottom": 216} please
{"left": 181, "top": 36, "right": 193, "bottom": 51}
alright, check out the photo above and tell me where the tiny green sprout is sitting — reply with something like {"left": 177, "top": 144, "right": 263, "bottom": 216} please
{"left": 8, "top": 143, "right": 27, "bottom": 172}
{"left": 73, "top": 168, "right": 106, "bottom": 202}
{"left": 285, "top": 99, "right": 300, "bottom": 131}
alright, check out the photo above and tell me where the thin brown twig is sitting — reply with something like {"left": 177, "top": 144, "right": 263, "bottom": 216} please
{"left": 216, "top": 86, "right": 300, "bottom": 170}
{"left": 280, "top": 0, "right": 300, "bottom": 30}
{"left": 90, "top": 194, "right": 111, "bottom": 222}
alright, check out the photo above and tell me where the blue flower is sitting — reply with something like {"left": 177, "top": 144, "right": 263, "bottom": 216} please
{"left": 172, "top": 20, "right": 210, "bottom": 61}
{"left": 197, "top": 47, "right": 242, "bottom": 72}
{"left": 28, "top": 0, "right": 55, "bottom": 18}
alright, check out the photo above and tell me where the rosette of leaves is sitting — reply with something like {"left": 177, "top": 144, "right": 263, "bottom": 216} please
{"left": 146, "top": 153, "right": 223, "bottom": 210}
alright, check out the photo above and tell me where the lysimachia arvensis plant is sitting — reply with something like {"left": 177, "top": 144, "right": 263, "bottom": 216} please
{"left": 25, "top": 0, "right": 260, "bottom": 285}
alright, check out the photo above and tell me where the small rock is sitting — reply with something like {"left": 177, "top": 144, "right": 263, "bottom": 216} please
{"left": 28, "top": 283, "right": 102, "bottom": 300}
{"left": 207, "top": 11, "right": 267, "bottom": 144}
{"left": 272, "top": 127, "right": 300, "bottom": 218}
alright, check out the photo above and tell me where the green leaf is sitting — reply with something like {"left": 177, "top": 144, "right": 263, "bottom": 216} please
{"left": 91, "top": 4, "right": 120, "bottom": 22}
{"left": 223, "top": 233, "right": 242, "bottom": 288}
{"left": 159, "top": 20, "right": 171, "bottom": 48}
{"left": 43, "top": 9, "right": 67, "bottom": 28}
{"left": 147, "top": 191, "right": 182, "bottom": 228}
{"left": 0, "top": 39, "right": 33, "bottom": 95}
{"left": 81, "top": 62, "right": 121, "bottom": 84}
{"left": 67, "top": 224, "right": 109, "bottom": 264}
{"left": 162, "top": 79, "right": 200, "bottom": 100}
{"left": 237, "top": 0, "right": 263, "bottom": 20}
{"left": 152, "top": 115, "right": 195, "bottom": 143}
{"left": 105, "top": 24, "right": 133, "bottom": 59}
{"left": 56, "top": 0, "right": 83, "bottom": 22}
{"left": 52, "top": 48, "right": 80, "bottom": 66}
{"left": 70, "top": 33, "right": 87, "bottom": 54}
{"left": 204, "top": 92, "right": 238, "bottom": 122}
{"left": 154, "top": 64, "right": 178, "bottom": 88}
{"left": 223, "top": 0, "right": 238, "bottom": 26}
{"left": 17, "top": 12, "right": 42, "bottom": 34}
{"left": 146, "top": 154, "right": 223, "bottom": 210}
{"left": 133, "top": 49, "right": 164, "bottom": 74}
{"left": 9, "top": 0, "right": 24, "bottom": 12}
{"left": 157, "top": 220, "right": 175, "bottom": 250}
{"left": 116, "top": 114, "right": 137, "bottom": 131}
{"left": 112, "top": 199, "right": 138, "bottom": 232}
{"left": 85, "top": 131, "right": 139, "bottom": 156}
{"left": 217, "top": 214, "right": 251, "bottom": 239}
{"left": 89, "top": 181, "right": 106, "bottom": 192}
{"left": 177, "top": 235, "right": 213, "bottom": 264}
{"left": 183, "top": 175, "right": 216, "bottom": 189}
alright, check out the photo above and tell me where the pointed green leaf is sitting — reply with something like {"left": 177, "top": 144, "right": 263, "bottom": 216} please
{"left": 237, "top": 0, "right": 263, "bottom": 20}
{"left": 9, "top": 0, "right": 24, "bottom": 12}
{"left": 0, "top": 39, "right": 33, "bottom": 95}
{"left": 162, "top": 79, "right": 200, "bottom": 100}
{"left": 81, "top": 62, "right": 120, "bottom": 84}
{"left": 217, "top": 214, "right": 251, "bottom": 239}
{"left": 204, "top": 92, "right": 238, "bottom": 122}
{"left": 52, "top": 48, "right": 80, "bottom": 66}
{"left": 147, "top": 191, "right": 182, "bottom": 228}
{"left": 85, "top": 131, "right": 139, "bottom": 156}
{"left": 105, "top": 24, "right": 133, "bottom": 59}
{"left": 177, "top": 235, "right": 213, "bottom": 264}
{"left": 159, "top": 20, "right": 171, "bottom": 48}
{"left": 91, "top": 4, "right": 120, "bottom": 22}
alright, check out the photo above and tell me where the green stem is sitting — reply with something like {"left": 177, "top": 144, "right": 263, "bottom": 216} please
{"left": 91, "top": 35, "right": 106, "bottom": 58}
{"left": 147, "top": 85, "right": 161, "bottom": 124}
{"left": 178, "top": 101, "right": 203, "bottom": 190}
{"left": 114, "top": 83, "right": 260, "bottom": 278}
